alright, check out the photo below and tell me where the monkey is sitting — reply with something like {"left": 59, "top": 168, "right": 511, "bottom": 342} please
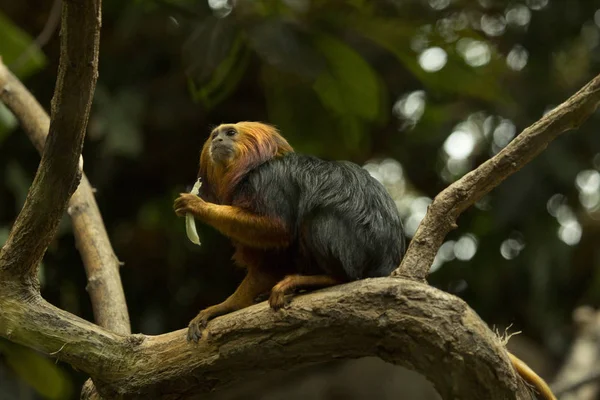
{"left": 173, "top": 121, "right": 555, "bottom": 400}
{"left": 173, "top": 121, "right": 406, "bottom": 340}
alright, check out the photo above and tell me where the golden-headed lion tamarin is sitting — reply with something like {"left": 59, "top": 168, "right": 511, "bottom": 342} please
{"left": 173, "top": 121, "right": 555, "bottom": 400}
{"left": 174, "top": 121, "right": 406, "bottom": 340}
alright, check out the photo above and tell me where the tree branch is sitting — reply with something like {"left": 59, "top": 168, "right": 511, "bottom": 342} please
{"left": 0, "top": 59, "right": 130, "bottom": 335}
{"left": 394, "top": 73, "right": 600, "bottom": 281}
{"left": 69, "top": 185, "right": 131, "bottom": 334}
{"left": 1, "top": 5, "right": 598, "bottom": 398}
{"left": 551, "top": 306, "right": 600, "bottom": 399}
{"left": 0, "top": 0, "right": 102, "bottom": 286}
{"left": 0, "top": 278, "right": 533, "bottom": 399}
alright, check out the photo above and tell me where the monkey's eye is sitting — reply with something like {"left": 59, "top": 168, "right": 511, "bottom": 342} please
{"left": 226, "top": 129, "right": 236, "bottom": 137}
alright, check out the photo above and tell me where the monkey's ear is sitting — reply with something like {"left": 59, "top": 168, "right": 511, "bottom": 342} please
{"left": 265, "top": 124, "right": 293, "bottom": 155}
{"left": 275, "top": 135, "right": 294, "bottom": 155}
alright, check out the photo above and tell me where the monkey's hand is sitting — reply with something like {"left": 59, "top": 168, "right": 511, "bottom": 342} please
{"left": 174, "top": 193, "right": 209, "bottom": 218}
{"left": 175, "top": 196, "right": 290, "bottom": 248}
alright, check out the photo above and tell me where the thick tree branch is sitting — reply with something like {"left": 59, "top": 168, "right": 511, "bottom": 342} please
{"left": 2, "top": 5, "right": 598, "bottom": 397}
{"left": 0, "top": 278, "right": 533, "bottom": 399}
{"left": 0, "top": 60, "right": 130, "bottom": 335}
{"left": 0, "top": 0, "right": 102, "bottom": 286}
{"left": 394, "top": 73, "right": 600, "bottom": 281}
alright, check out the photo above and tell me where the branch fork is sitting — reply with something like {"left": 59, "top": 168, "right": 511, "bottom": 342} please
{"left": 2, "top": 2, "right": 600, "bottom": 397}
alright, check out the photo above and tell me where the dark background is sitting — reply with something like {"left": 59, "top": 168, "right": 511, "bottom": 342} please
{"left": 1, "top": 0, "right": 599, "bottom": 399}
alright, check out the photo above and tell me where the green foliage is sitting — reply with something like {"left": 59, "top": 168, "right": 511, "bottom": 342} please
{"left": 5, "top": 160, "right": 30, "bottom": 208}
{"left": 345, "top": 16, "right": 510, "bottom": 104}
{"left": 0, "top": 102, "right": 17, "bottom": 145}
{"left": 188, "top": 28, "right": 251, "bottom": 109}
{"left": 2, "top": 0, "right": 600, "bottom": 396}
{"left": 180, "top": 1, "right": 511, "bottom": 159}
{"left": 313, "top": 34, "right": 384, "bottom": 123}
{"left": 0, "top": 339, "right": 74, "bottom": 400}
{"left": 93, "top": 87, "right": 145, "bottom": 158}
{"left": 0, "top": 226, "right": 9, "bottom": 247}
{"left": 0, "top": 10, "right": 46, "bottom": 79}
{"left": 0, "top": 10, "right": 47, "bottom": 142}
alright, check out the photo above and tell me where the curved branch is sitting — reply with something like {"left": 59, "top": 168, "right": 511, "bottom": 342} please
{"left": 394, "top": 73, "right": 600, "bottom": 281}
{"left": 0, "top": 278, "right": 532, "bottom": 399}
{"left": 0, "top": 60, "right": 130, "bottom": 335}
{"left": 0, "top": 0, "right": 102, "bottom": 286}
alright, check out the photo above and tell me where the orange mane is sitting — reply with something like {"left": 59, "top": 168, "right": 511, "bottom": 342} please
{"left": 197, "top": 122, "right": 294, "bottom": 204}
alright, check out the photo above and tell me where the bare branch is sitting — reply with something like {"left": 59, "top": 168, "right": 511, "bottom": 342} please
{"left": 69, "top": 184, "right": 130, "bottom": 334}
{"left": 394, "top": 73, "right": 600, "bottom": 281}
{"left": 3, "top": 5, "right": 598, "bottom": 399}
{"left": 0, "top": 60, "right": 130, "bottom": 335}
{"left": 0, "top": 0, "right": 102, "bottom": 283}
{"left": 0, "top": 278, "right": 533, "bottom": 399}
{"left": 551, "top": 306, "right": 600, "bottom": 399}
{"left": 553, "top": 370, "right": 600, "bottom": 398}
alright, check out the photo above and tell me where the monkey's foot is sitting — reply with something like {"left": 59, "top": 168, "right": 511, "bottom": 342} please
{"left": 268, "top": 290, "right": 291, "bottom": 310}
{"left": 187, "top": 312, "right": 210, "bottom": 342}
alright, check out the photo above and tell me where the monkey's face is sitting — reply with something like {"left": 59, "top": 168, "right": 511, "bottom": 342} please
{"left": 208, "top": 124, "right": 239, "bottom": 166}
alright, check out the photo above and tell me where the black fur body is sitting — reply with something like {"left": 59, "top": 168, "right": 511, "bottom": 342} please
{"left": 230, "top": 153, "right": 406, "bottom": 281}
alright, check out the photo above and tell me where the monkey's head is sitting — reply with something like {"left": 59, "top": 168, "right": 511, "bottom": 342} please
{"left": 207, "top": 124, "right": 238, "bottom": 166}
{"left": 198, "top": 122, "right": 294, "bottom": 203}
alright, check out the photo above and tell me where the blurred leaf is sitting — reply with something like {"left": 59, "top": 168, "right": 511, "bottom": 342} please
{"left": 342, "top": 16, "right": 510, "bottom": 104}
{"left": 189, "top": 33, "right": 251, "bottom": 109}
{"left": 138, "top": 201, "right": 163, "bottom": 228}
{"left": 0, "top": 10, "right": 47, "bottom": 79}
{"left": 470, "top": 212, "right": 494, "bottom": 236}
{"left": 0, "top": 102, "right": 18, "bottom": 145}
{"left": 0, "top": 11, "right": 46, "bottom": 146}
{"left": 183, "top": 16, "right": 239, "bottom": 83}
{"left": 261, "top": 32, "right": 384, "bottom": 157}
{"left": 262, "top": 66, "right": 335, "bottom": 155}
{"left": 552, "top": 38, "right": 590, "bottom": 90}
{"left": 313, "top": 34, "right": 384, "bottom": 123}
{"left": 104, "top": 124, "right": 143, "bottom": 158}
{"left": 5, "top": 160, "right": 31, "bottom": 208}
{"left": 0, "top": 226, "right": 9, "bottom": 247}
{"left": 92, "top": 87, "right": 144, "bottom": 158}
{"left": 307, "top": 0, "right": 375, "bottom": 16}
{"left": 262, "top": 65, "right": 370, "bottom": 158}
{"left": 246, "top": 18, "right": 326, "bottom": 79}
{"left": 142, "top": 0, "right": 205, "bottom": 15}
{"left": 543, "top": 144, "right": 584, "bottom": 186}
{"left": 411, "top": 103, "right": 452, "bottom": 140}
{"left": 0, "top": 339, "right": 73, "bottom": 400}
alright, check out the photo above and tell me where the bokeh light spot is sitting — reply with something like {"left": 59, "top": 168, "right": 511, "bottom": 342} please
{"left": 419, "top": 47, "right": 448, "bottom": 72}
{"left": 443, "top": 130, "right": 476, "bottom": 159}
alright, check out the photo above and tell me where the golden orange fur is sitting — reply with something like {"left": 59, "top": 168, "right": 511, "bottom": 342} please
{"left": 198, "top": 122, "right": 293, "bottom": 204}
{"left": 174, "top": 122, "right": 298, "bottom": 341}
